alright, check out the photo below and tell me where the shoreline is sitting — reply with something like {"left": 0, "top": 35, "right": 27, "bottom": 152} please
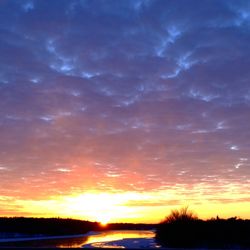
{"left": 0, "top": 231, "right": 100, "bottom": 243}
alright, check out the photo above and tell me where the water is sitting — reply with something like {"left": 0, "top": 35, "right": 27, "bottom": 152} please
{"left": 80, "top": 230, "right": 160, "bottom": 249}
{"left": 0, "top": 230, "right": 161, "bottom": 248}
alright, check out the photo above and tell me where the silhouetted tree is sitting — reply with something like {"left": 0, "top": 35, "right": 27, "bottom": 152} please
{"left": 156, "top": 208, "right": 250, "bottom": 248}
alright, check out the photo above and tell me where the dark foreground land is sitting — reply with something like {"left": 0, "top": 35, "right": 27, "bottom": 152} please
{"left": 156, "top": 209, "right": 250, "bottom": 249}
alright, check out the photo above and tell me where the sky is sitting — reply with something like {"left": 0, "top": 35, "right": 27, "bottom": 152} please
{"left": 0, "top": 0, "right": 250, "bottom": 223}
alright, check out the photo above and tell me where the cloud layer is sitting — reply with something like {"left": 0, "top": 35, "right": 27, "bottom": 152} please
{"left": 0, "top": 0, "right": 250, "bottom": 218}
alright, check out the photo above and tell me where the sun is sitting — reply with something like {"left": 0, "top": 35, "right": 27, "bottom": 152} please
{"left": 98, "top": 215, "right": 110, "bottom": 227}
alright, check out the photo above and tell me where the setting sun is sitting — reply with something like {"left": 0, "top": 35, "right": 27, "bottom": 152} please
{"left": 98, "top": 216, "right": 110, "bottom": 227}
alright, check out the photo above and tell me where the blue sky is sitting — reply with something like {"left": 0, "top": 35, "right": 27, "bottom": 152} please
{"left": 0, "top": 0, "right": 250, "bottom": 220}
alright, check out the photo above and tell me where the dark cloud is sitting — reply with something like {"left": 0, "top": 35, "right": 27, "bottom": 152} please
{"left": 0, "top": 0, "right": 249, "bottom": 204}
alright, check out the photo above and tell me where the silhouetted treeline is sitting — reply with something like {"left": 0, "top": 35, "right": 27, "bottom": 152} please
{"left": 106, "top": 222, "right": 156, "bottom": 230}
{"left": 0, "top": 217, "right": 100, "bottom": 237}
{"left": 156, "top": 208, "right": 250, "bottom": 248}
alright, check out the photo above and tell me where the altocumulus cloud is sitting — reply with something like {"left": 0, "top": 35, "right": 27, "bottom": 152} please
{"left": 0, "top": 0, "right": 250, "bottom": 206}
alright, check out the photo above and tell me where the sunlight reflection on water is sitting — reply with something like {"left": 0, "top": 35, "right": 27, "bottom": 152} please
{"left": 58, "top": 230, "right": 159, "bottom": 248}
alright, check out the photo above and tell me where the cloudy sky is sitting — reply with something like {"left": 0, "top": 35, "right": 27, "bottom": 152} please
{"left": 0, "top": 0, "right": 250, "bottom": 222}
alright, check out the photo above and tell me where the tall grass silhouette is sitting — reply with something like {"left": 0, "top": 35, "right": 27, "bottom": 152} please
{"left": 161, "top": 206, "right": 198, "bottom": 223}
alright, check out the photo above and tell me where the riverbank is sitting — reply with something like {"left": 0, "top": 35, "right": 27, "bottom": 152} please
{"left": 0, "top": 231, "right": 100, "bottom": 243}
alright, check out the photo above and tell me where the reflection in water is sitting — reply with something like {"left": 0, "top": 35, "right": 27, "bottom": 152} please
{"left": 58, "top": 230, "right": 157, "bottom": 248}
{"left": 85, "top": 230, "right": 154, "bottom": 244}
{"left": 55, "top": 236, "right": 88, "bottom": 248}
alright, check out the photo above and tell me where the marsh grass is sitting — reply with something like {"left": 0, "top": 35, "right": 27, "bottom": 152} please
{"left": 161, "top": 206, "right": 198, "bottom": 223}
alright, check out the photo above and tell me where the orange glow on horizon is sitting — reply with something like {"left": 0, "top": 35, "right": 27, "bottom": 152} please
{"left": 1, "top": 183, "right": 249, "bottom": 223}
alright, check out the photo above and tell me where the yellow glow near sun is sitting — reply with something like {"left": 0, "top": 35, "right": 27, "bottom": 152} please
{"left": 10, "top": 184, "right": 250, "bottom": 223}
{"left": 61, "top": 192, "right": 143, "bottom": 222}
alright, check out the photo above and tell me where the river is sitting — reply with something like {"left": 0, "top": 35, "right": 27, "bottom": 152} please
{"left": 0, "top": 230, "right": 162, "bottom": 248}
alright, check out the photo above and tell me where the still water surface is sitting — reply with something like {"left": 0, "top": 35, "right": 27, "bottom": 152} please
{"left": 80, "top": 230, "right": 159, "bottom": 248}
{"left": 0, "top": 230, "right": 161, "bottom": 248}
